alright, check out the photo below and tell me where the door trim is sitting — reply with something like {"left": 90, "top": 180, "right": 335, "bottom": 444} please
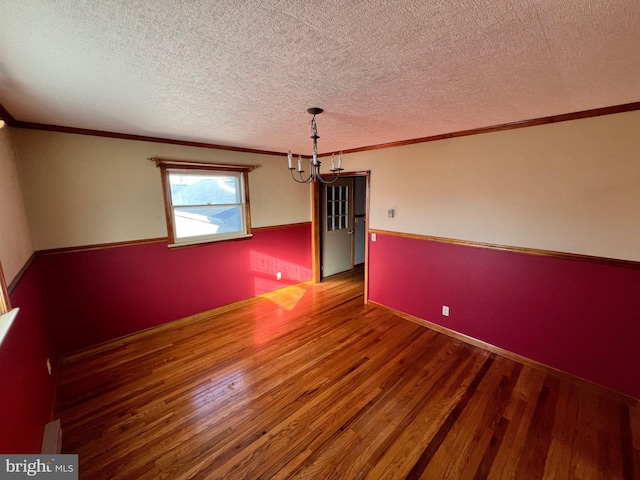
{"left": 312, "top": 171, "right": 371, "bottom": 303}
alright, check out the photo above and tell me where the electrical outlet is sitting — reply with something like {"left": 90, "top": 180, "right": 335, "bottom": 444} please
{"left": 442, "top": 305, "right": 450, "bottom": 317}
{"left": 371, "top": 233, "right": 377, "bottom": 242}
{"left": 388, "top": 209, "right": 395, "bottom": 218}
{"left": 46, "top": 358, "right": 52, "bottom": 375}
{"left": 276, "top": 271, "right": 282, "bottom": 280}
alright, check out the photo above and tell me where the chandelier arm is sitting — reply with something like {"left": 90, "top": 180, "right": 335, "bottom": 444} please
{"left": 316, "top": 169, "right": 342, "bottom": 184}
{"left": 289, "top": 168, "right": 312, "bottom": 184}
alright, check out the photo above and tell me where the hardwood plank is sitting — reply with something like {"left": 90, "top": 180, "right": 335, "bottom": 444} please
{"left": 514, "top": 377, "right": 561, "bottom": 478}
{"left": 542, "top": 381, "right": 578, "bottom": 479}
{"left": 423, "top": 357, "right": 522, "bottom": 480}
{"left": 473, "top": 416, "right": 510, "bottom": 480}
{"left": 405, "top": 354, "right": 495, "bottom": 480}
{"left": 364, "top": 345, "right": 492, "bottom": 480}
{"left": 55, "top": 269, "right": 639, "bottom": 479}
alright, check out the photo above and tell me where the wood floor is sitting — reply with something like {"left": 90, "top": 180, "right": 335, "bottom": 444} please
{"left": 56, "top": 269, "right": 639, "bottom": 479}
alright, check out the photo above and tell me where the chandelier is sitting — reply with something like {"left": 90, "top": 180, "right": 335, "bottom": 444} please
{"left": 287, "top": 108, "right": 344, "bottom": 184}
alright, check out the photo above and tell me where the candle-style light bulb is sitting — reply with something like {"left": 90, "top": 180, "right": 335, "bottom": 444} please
{"left": 338, "top": 151, "right": 343, "bottom": 169}
{"left": 297, "top": 155, "right": 303, "bottom": 172}
{"left": 287, "top": 151, "right": 293, "bottom": 169}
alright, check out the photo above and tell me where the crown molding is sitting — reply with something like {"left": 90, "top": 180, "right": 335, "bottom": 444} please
{"left": 338, "top": 101, "right": 640, "bottom": 155}
{"left": 2, "top": 101, "right": 640, "bottom": 155}
{"left": 1, "top": 110, "right": 283, "bottom": 156}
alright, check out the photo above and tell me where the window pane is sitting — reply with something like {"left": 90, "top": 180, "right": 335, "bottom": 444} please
{"left": 169, "top": 173, "right": 240, "bottom": 206}
{"left": 174, "top": 206, "right": 243, "bottom": 239}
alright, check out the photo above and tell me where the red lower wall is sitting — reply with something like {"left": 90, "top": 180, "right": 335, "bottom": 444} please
{"left": 0, "top": 262, "right": 57, "bottom": 453}
{"left": 38, "top": 224, "right": 312, "bottom": 353}
{"left": 0, "top": 224, "right": 311, "bottom": 452}
{"left": 7, "top": 223, "right": 634, "bottom": 453}
{"left": 368, "top": 233, "right": 640, "bottom": 400}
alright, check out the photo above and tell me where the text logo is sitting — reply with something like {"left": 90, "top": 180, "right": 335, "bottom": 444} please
{"left": 1, "top": 455, "right": 77, "bottom": 479}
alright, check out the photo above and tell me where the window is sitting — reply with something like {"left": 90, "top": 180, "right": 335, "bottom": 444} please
{"left": 326, "top": 184, "right": 349, "bottom": 231}
{"left": 167, "top": 170, "right": 246, "bottom": 242}
{"left": 152, "top": 158, "right": 256, "bottom": 246}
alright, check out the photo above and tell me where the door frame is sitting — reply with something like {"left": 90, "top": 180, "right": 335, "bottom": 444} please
{"left": 311, "top": 170, "right": 370, "bottom": 302}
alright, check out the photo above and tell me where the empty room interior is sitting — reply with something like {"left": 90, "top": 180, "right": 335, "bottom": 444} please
{"left": 1, "top": 1, "right": 639, "bottom": 479}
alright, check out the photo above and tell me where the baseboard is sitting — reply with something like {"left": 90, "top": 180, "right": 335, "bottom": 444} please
{"left": 368, "top": 300, "right": 639, "bottom": 405}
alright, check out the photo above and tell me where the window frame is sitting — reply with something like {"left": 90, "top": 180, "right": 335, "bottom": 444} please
{"left": 0, "top": 260, "right": 10, "bottom": 314}
{"left": 151, "top": 158, "right": 256, "bottom": 247}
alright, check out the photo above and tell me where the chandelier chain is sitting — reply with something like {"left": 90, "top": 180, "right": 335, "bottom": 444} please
{"left": 287, "top": 108, "right": 343, "bottom": 184}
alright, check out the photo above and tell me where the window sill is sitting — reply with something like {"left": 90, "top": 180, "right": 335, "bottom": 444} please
{"left": 0, "top": 308, "right": 19, "bottom": 347}
{"left": 168, "top": 233, "right": 254, "bottom": 249}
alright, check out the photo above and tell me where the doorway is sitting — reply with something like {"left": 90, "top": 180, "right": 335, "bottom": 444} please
{"left": 321, "top": 177, "right": 353, "bottom": 277}
{"left": 312, "top": 171, "right": 370, "bottom": 293}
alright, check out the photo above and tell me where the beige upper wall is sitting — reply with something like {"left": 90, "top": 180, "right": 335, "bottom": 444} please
{"left": 345, "top": 109, "right": 640, "bottom": 262}
{"left": 0, "top": 127, "right": 34, "bottom": 283}
{"left": 13, "top": 130, "right": 311, "bottom": 250}
{"left": 12, "top": 109, "right": 640, "bottom": 261}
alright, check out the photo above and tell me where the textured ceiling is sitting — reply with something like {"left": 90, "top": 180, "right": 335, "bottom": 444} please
{"left": 0, "top": 0, "right": 639, "bottom": 155}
